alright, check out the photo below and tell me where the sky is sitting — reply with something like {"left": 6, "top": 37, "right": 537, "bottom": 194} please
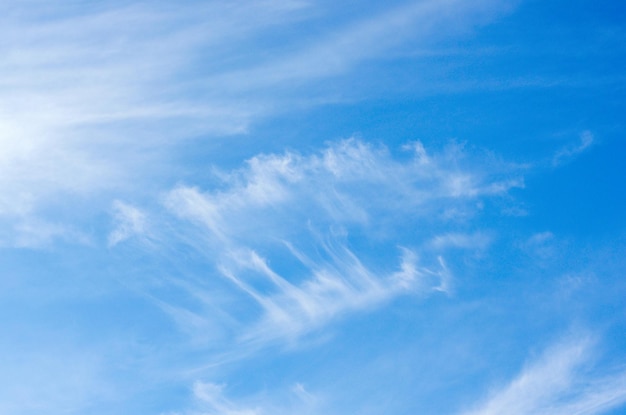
{"left": 1, "top": 0, "right": 625, "bottom": 414}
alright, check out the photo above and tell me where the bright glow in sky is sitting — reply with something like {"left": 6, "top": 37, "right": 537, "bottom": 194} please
{"left": 1, "top": 1, "right": 626, "bottom": 414}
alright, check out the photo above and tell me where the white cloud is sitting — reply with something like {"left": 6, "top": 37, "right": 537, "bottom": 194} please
{"left": 429, "top": 232, "right": 492, "bottom": 250}
{"left": 0, "top": 0, "right": 311, "bottom": 241}
{"left": 0, "top": 214, "right": 90, "bottom": 248}
{"left": 155, "top": 139, "right": 521, "bottom": 344}
{"left": 519, "top": 231, "right": 557, "bottom": 260}
{"left": 108, "top": 200, "right": 148, "bottom": 247}
{"left": 0, "top": 0, "right": 515, "bottom": 246}
{"left": 216, "top": 245, "right": 449, "bottom": 342}
{"left": 291, "top": 382, "right": 318, "bottom": 405}
{"left": 193, "top": 382, "right": 260, "bottom": 415}
{"left": 459, "top": 335, "right": 626, "bottom": 415}
{"left": 166, "top": 139, "right": 521, "bottom": 234}
{"left": 189, "top": 381, "right": 321, "bottom": 415}
{"left": 213, "top": 0, "right": 514, "bottom": 90}
{"left": 526, "top": 231, "right": 555, "bottom": 245}
{"left": 553, "top": 131, "right": 595, "bottom": 166}
{"left": 12, "top": 219, "right": 73, "bottom": 248}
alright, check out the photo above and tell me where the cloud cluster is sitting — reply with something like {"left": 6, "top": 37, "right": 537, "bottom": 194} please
{"left": 0, "top": 0, "right": 515, "bottom": 248}
{"left": 128, "top": 138, "right": 523, "bottom": 346}
{"left": 0, "top": 0, "right": 309, "bottom": 245}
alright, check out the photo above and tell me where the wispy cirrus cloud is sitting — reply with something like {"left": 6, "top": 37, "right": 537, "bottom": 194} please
{"left": 0, "top": 0, "right": 515, "bottom": 249}
{"left": 212, "top": 0, "right": 515, "bottom": 91}
{"left": 123, "top": 138, "right": 524, "bottom": 347}
{"left": 3, "top": 3, "right": 580, "bottom": 415}
{"left": 459, "top": 335, "right": 626, "bottom": 415}
{"left": 192, "top": 382, "right": 260, "bottom": 415}
{"left": 108, "top": 200, "right": 149, "bottom": 247}
{"left": 0, "top": 0, "right": 311, "bottom": 245}
{"left": 429, "top": 231, "right": 492, "bottom": 250}
{"left": 552, "top": 131, "right": 595, "bottom": 167}
{"left": 184, "top": 380, "right": 320, "bottom": 415}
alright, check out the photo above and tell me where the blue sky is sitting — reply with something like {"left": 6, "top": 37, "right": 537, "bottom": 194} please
{"left": 1, "top": 0, "right": 625, "bottom": 414}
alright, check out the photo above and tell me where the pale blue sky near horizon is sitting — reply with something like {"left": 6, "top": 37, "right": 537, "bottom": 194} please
{"left": 1, "top": 1, "right": 625, "bottom": 414}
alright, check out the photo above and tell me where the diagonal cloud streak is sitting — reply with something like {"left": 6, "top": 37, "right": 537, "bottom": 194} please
{"left": 459, "top": 336, "right": 626, "bottom": 415}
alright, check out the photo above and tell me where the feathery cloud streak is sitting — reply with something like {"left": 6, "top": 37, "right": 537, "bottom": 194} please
{"left": 552, "top": 131, "right": 595, "bottom": 166}
{"left": 459, "top": 335, "right": 626, "bottom": 415}
{"left": 11, "top": 2, "right": 626, "bottom": 415}
{"left": 0, "top": 0, "right": 514, "bottom": 248}
{"left": 0, "top": 0, "right": 309, "bottom": 228}
{"left": 133, "top": 138, "right": 524, "bottom": 345}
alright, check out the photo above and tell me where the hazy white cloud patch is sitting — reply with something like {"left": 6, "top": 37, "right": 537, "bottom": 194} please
{"left": 108, "top": 200, "right": 149, "bottom": 247}
{"left": 459, "top": 334, "right": 626, "bottom": 415}
{"left": 213, "top": 0, "right": 515, "bottom": 90}
{"left": 552, "top": 131, "right": 595, "bottom": 166}
{"left": 0, "top": 214, "right": 90, "bottom": 248}
{"left": 0, "top": 0, "right": 516, "bottom": 245}
{"left": 429, "top": 232, "right": 492, "bottom": 250}
{"left": 184, "top": 380, "right": 322, "bottom": 415}
{"left": 12, "top": 219, "right": 75, "bottom": 249}
{"left": 0, "top": 0, "right": 526, "bottom": 258}
{"left": 193, "top": 382, "right": 260, "bottom": 415}
{"left": 519, "top": 231, "right": 557, "bottom": 260}
{"left": 291, "top": 382, "right": 318, "bottom": 406}
{"left": 0, "top": 0, "right": 312, "bottom": 243}
{"left": 556, "top": 272, "right": 597, "bottom": 299}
